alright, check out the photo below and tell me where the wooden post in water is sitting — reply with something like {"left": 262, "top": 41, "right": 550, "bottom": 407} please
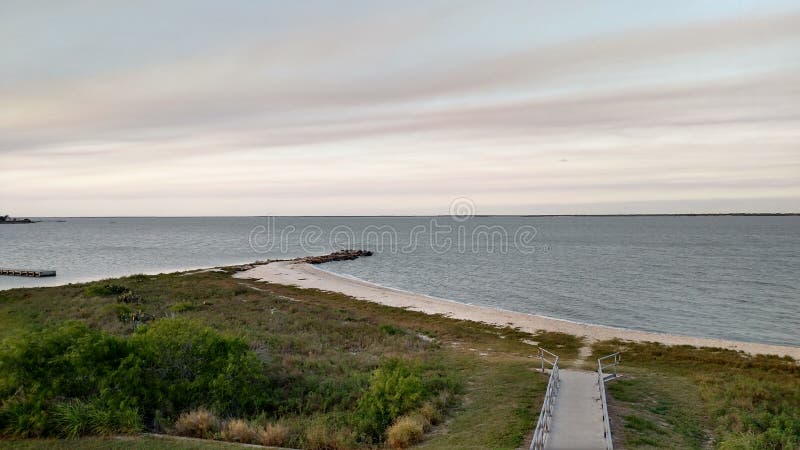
{"left": 0, "top": 268, "right": 56, "bottom": 277}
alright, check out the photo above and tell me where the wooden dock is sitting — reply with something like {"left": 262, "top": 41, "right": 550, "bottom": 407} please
{"left": 0, "top": 268, "right": 56, "bottom": 277}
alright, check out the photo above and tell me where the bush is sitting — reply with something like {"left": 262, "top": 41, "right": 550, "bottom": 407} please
{"left": 111, "top": 318, "right": 275, "bottom": 418}
{"left": 386, "top": 414, "right": 426, "bottom": 449}
{"left": 0, "top": 399, "right": 49, "bottom": 438}
{"left": 355, "top": 359, "right": 425, "bottom": 442}
{"left": 84, "top": 284, "right": 128, "bottom": 297}
{"left": 0, "top": 322, "right": 131, "bottom": 402}
{"left": 221, "top": 418, "right": 259, "bottom": 443}
{"left": 174, "top": 408, "right": 219, "bottom": 438}
{"left": 0, "top": 319, "right": 274, "bottom": 438}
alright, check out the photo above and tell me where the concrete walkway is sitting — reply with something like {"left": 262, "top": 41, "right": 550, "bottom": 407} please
{"left": 546, "top": 369, "right": 607, "bottom": 450}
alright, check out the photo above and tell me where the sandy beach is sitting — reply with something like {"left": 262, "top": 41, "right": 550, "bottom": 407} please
{"left": 236, "top": 261, "right": 800, "bottom": 360}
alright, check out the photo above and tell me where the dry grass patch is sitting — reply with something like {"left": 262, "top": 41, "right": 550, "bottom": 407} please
{"left": 304, "top": 421, "right": 355, "bottom": 450}
{"left": 419, "top": 402, "right": 442, "bottom": 426}
{"left": 387, "top": 414, "right": 428, "bottom": 449}
{"left": 173, "top": 408, "right": 219, "bottom": 439}
{"left": 259, "top": 423, "right": 290, "bottom": 446}
{"left": 220, "top": 419, "right": 259, "bottom": 443}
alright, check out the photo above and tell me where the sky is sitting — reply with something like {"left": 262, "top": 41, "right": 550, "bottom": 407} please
{"left": 1, "top": 1, "right": 799, "bottom": 216}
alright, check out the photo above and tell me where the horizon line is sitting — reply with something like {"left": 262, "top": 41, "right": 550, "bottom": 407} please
{"left": 17, "top": 212, "right": 800, "bottom": 219}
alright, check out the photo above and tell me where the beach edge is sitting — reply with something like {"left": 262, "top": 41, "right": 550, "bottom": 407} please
{"left": 235, "top": 261, "right": 800, "bottom": 360}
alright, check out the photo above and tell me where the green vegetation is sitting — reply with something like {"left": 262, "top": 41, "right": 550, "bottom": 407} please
{"left": 0, "top": 435, "right": 269, "bottom": 449}
{"left": 3, "top": 268, "right": 796, "bottom": 449}
{"left": 0, "top": 319, "right": 272, "bottom": 438}
{"left": 0, "top": 270, "right": 548, "bottom": 448}
{"left": 83, "top": 284, "right": 128, "bottom": 298}
{"left": 591, "top": 340, "right": 800, "bottom": 449}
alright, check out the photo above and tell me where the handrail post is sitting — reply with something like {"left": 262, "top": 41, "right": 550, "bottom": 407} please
{"left": 597, "top": 352, "right": 621, "bottom": 450}
{"left": 540, "top": 348, "right": 545, "bottom": 373}
{"left": 530, "top": 348, "right": 560, "bottom": 450}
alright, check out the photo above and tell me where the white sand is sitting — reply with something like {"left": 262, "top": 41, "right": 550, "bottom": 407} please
{"left": 235, "top": 261, "right": 800, "bottom": 359}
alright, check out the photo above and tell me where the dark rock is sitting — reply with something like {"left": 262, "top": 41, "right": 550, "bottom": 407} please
{"left": 299, "top": 250, "right": 373, "bottom": 264}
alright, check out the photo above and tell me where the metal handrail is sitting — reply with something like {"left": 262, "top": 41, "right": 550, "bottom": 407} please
{"left": 530, "top": 348, "right": 560, "bottom": 450}
{"left": 597, "top": 352, "right": 621, "bottom": 450}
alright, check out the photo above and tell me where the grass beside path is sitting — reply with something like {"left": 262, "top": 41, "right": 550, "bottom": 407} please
{"left": 591, "top": 339, "right": 800, "bottom": 449}
{"left": 419, "top": 357, "right": 545, "bottom": 450}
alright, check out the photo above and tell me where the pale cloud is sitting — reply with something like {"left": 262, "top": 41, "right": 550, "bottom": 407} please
{"left": 0, "top": 1, "right": 799, "bottom": 215}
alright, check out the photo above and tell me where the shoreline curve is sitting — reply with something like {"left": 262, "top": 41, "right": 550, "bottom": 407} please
{"left": 235, "top": 261, "right": 800, "bottom": 359}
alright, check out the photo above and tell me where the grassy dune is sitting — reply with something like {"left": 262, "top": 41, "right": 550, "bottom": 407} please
{"left": 1, "top": 267, "right": 797, "bottom": 449}
{"left": 0, "top": 268, "right": 553, "bottom": 449}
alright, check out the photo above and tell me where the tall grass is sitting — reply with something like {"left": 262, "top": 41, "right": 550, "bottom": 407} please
{"left": 53, "top": 401, "right": 90, "bottom": 438}
{"left": 52, "top": 400, "right": 141, "bottom": 438}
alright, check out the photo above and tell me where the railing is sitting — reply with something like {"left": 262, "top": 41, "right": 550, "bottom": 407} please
{"left": 597, "top": 352, "right": 621, "bottom": 450}
{"left": 530, "top": 348, "right": 560, "bottom": 450}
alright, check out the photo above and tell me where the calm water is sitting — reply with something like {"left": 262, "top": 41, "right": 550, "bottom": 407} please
{"left": 1, "top": 216, "right": 798, "bottom": 346}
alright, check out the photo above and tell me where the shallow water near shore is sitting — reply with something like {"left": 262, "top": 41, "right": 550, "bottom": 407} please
{"left": 1, "top": 216, "right": 798, "bottom": 346}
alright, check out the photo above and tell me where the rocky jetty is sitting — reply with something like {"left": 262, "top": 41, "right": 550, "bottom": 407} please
{"left": 298, "top": 249, "right": 373, "bottom": 264}
{"left": 230, "top": 250, "right": 373, "bottom": 273}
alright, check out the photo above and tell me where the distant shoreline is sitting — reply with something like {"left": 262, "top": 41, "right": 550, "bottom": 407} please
{"left": 517, "top": 213, "right": 800, "bottom": 217}
{"left": 12, "top": 213, "right": 800, "bottom": 219}
{"left": 236, "top": 260, "right": 800, "bottom": 359}
{"left": 0, "top": 220, "right": 37, "bottom": 224}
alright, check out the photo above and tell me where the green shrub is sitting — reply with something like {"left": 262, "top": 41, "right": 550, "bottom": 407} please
{"left": 355, "top": 359, "right": 425, "bottom": 442}
{"left": 0, "top": 322, "right": 131, "bottom": 401}
{"left": 0, "top": 399, "right": 49, "bottom": 438}
{"left": 122, "top": 318, "right": 274, "bottom": 417}
{"left": 0, "top": 319, "right": 273, "bottom": 438}
{"left": 84, "top": 284, "right": 128, "bottom": 297}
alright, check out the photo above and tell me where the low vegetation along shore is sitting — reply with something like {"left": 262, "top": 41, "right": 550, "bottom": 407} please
{"left": 0, "top": 260, "right": 798, "bottom": 449}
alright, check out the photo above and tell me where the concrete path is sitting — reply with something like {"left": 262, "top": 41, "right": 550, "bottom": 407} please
{"left": 546, "top": 369, "right": 606, "bottom": 450}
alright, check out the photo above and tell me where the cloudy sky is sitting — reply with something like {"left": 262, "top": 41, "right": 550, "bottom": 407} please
{"left": 2, "top": 1, "right": 799, "bottom": 216}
